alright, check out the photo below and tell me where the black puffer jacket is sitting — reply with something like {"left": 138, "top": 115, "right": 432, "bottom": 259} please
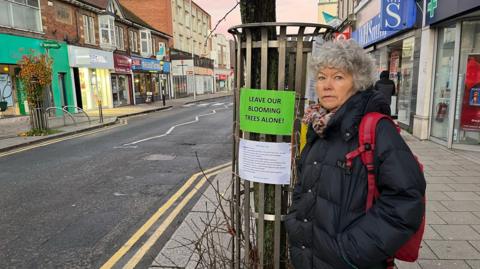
{"left": 285, "top": 90, "right": 426, "bottom": 269}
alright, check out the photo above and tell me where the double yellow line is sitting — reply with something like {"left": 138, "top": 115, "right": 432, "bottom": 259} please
{"left": 101, "top": 162, "right": 231, "bottom": 269}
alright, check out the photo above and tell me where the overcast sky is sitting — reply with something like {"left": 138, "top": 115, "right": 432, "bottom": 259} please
{"left": 193, "top": 0, "right": 318, "bottom": 37}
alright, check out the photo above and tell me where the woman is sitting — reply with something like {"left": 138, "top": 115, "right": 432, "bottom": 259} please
{"left": 285, "top": 40, "right": 426, "bottom": 269}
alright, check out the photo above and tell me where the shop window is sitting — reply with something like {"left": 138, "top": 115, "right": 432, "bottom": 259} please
{"left": 431, "top": 25, "right": 456, "bottom": 141}
{"left": 140, "top": 29, "right": 152, "bottom": 56}
{"left": 99, "top": 15, "right": 116, "bottom": 48}
{"left": 0, "top": 0, "right": 42, "bottom": 32}
{"left": 115, "top": 25, "right": 124, "bottom": 50}
{"left": 453, "top": 21, "right": 480, "bottom": 145}
{"left": 83, "top": 15, "right": 96, "bottom": 45}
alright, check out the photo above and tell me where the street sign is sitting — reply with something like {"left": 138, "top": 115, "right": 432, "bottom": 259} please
{"left": 41, "top": 40, "right": 61, "bottom": 49}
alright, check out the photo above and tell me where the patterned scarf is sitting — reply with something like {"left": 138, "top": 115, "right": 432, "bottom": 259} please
{"left": 302, "top": 104, "right": 338, "bottom": 137}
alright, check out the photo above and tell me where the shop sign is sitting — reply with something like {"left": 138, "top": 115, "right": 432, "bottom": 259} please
{"left": 335, "top": 26, "right": 351, "bottom": 40}
{"left": 171, "top": 59, "right": 193, "bottom": 76}
{"left": 460, "top": 54, "right": 480, "bottom": 131}
{"left": 426, "top": 0, "right": 480, "bottom": 25}
{"left": 41, "top": 40, "right": 61, "bottom": 49}
{"left": 352, "top": 4, "right": 416, "bottom": 48}
{"left": 68, "top": 45, "right": 114, "bottom": 69}
{"left": 131, "top": 57, "right": 161, "bottom": 71}
{"left": 239, "top": 88, "right": 295, "bottom": 136}
{"left": 194, "top": 66, "right": 213, "bottom": 76}
{"left": 216, "top": 74, "right": 227, "bottom": 80}
{"left": 162, "top": 62, "right": 171, "bottom": 74}
{"left": 113, "top": 54, "right": 132, "bottom": 73}
{"left": 380, "top": 0, "right": 416, "bottom": 31}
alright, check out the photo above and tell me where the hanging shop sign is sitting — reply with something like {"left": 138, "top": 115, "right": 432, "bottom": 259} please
{"left": 113, "top": 54, "right": 132, "bottom": 73}
{"left": 162, "top": 62, "right": 171, "bottom": 74}
{"left": 460, "top": 54, "right": 480, "bottom": 131}
{"left": 68, "top": 45, "right": 114, "bottom": 69}
{"left": 239, "top": 88, "right": 295, "bottom": 136}
{"left": 380, "top": 0, "right": 417, "bottom": 31}
{"left": 352, "top": 3, "right": 416, "bottom": 48}
{"left": 238, "top": 139, "right": 292, "bottom": 185}
{"left": 426, "top": 0, "right": 480, "bottom": 25}
{"left": 131, "top": 57, "right": 161, "bottom": 72}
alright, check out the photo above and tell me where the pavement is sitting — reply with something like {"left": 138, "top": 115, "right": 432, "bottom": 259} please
{"left": 0, "top": 91, "right": 233, "bottom": 153}
{"left": 151, "top": 132, "right": 480, "bottom": 269}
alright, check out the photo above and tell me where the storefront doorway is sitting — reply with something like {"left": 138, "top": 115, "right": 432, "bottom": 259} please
{"left": 111, "top": 74, "right": 129, "bottom": 107}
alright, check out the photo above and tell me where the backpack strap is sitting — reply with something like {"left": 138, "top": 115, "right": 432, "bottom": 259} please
{"left": 345, "top": 112, "right": 398, "bottom": 210}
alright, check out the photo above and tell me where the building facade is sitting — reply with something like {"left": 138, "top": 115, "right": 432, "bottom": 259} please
{"left": 318, "top": 0, "right": 338, "bottom": 24}
{"left": 0, "top": 0, "right": 76, "bottom": 116}
{"left": 211, "top": 33, "right": 232, "bottom": 92}
{"left": 416, "top": 0, "right": 480, "bottom": 150}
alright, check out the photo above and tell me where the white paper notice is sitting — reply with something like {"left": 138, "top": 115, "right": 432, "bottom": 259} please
{"left": 238, "top": 138, "right": 292, "bottom": 185}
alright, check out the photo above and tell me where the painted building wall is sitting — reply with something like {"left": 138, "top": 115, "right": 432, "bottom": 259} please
{"left": 0, "top": 34, "right": 74, "bottom": 115}
{"left": 317, "top": 1, "right": 338, "bottom": 24}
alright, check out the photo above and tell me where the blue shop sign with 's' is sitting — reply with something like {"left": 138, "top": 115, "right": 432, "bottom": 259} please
{"left": 380, "top": 0, "right": 416, "bottom": 31}
{"left": 352, "top": 0, "right": 417, "bottom": 48}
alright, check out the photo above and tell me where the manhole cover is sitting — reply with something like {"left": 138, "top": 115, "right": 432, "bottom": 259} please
{"left": 143, "top": 154, "right": 176, "bottom": 161}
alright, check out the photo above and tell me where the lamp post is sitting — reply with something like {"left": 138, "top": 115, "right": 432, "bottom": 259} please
{"left": 190, "top": 0, "right": 196, "bottom": 100}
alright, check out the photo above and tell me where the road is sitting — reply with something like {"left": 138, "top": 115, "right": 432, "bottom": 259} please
{"left": 0, "top": 96, "right": 233, "bottom": 268}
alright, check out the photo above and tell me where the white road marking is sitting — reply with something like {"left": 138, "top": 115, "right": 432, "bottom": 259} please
{"left": 119, "top": 107, "right": 229, "bottom": 147}
{"left": 197, "top": 103, "right": 210, "bottom": 107}
{"left": 182, "top": 104, "right": 195, "bottom": 107}
{"left": 211, "top": 102, "right": 224, "bottom": 106}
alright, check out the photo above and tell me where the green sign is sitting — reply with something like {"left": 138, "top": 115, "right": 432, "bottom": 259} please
{"left": 240, "top": 88, "right": 296, "bottom": 135}
{"left": 41, "top": 40, "right": 61, "bottom": 49}
{"left": 427, "top": 0, "right": 437, "bottom": 18}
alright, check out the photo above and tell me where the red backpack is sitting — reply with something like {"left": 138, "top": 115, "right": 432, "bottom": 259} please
{"left": 345, "top": 112, "right": 426, "bottom": 269}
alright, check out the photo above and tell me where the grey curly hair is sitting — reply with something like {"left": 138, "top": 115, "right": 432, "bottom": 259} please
{"left": 310, "top": 39, "right": 376, "bottom": 92}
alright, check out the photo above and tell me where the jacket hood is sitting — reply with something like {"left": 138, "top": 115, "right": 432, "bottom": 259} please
{"left": 307, "top": 89, "right": 391, "bottom": 143}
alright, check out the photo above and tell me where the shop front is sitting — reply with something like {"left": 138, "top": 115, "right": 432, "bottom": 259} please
{"left": 426, "top": 0, "right": 480, "bottom": 149}
{"left": 68, "top": 46, "right": 114, "bottom": 111}
{"left": 112, "top": 53, "right": 132, "bottom": 107}
{"left": 0, "top": 34, "right": 74, "bottom": 116}
{"left": 352, "top": 0, "right": 419, "bottom": 132}
{"left": 131, "top": 56, "right": 162, "bottom": 104}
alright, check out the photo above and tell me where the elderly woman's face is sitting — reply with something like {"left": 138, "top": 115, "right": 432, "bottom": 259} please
{"left": 316, "top": 67, "right": 355, "bottom": 111}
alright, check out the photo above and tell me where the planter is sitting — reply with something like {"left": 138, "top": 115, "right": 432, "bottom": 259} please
{"left": 0, "top": 101, "right": 7, "bottom": 112}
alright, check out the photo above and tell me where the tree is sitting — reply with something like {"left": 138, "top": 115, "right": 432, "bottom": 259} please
{"left": 239, "top": 1, "right": 282, "bottom": 268}
{"left": 17, "top": 51, "right": 53, "bottom": 131}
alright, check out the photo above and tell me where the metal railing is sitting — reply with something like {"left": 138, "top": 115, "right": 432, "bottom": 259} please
{"left": 45, "top": 107, "right": 77, "bottom": 127}
{"left": 62, "top": 106, "right": 91, "bottom": 124}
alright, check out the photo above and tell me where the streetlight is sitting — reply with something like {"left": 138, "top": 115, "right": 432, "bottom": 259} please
{"left": 190, "top": 0, "right": 196, "bottom": 100}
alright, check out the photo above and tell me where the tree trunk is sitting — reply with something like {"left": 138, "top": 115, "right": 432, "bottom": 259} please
{"left": 240, "top": 1, "right": 281, "bottom": 268}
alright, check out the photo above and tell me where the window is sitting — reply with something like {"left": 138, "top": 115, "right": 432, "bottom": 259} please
{"left": 99, "top": 15, "right": 116, "bottom": 47}
{"left": 129, "top": 30, "right": 138, "bottom": 52}
{"left": 83, "top": 15, "right": 96, "bottom": 44}
{"left": 115, "top": 25, "right": 124, "bottom": 50}
{"left": 140, "top": 29, "right": 152, "bottom": 56}
{"left": 185, "top": 10, "right": 190, "bottom": 28}
{"left": 0, "top": 0, "right": 42, "bottom": 32}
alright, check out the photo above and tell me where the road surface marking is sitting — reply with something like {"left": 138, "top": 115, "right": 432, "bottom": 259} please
{"left": 121, "top": 107, "right": 230, "bottom": 146}
{"left": 122, "top": 165, "right": 231, "bottom": 269}
{"left": 197, "top": 103, "right": 211, "bottom": 107}
{"left": 211, "top": 102, "right": 224, "bottom": 106}
{"left": 0, "top": 123, "right": 125, "bottom": 158}
{"left": 182, "top": 104, "right": 195, "bottom": 107}
{"left": 100, "top": 162, "right": 231, "bottom": 269}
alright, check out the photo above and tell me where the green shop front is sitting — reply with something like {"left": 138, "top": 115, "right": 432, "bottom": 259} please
{"left": 0, "top": 33, "right": 74, "bottom": 116}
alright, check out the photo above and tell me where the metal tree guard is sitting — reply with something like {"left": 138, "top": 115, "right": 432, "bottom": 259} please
{"left": 229, "top": 23, "right": 333, "bottom": 269}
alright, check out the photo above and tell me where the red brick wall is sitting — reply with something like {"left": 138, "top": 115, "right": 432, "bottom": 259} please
{"left": 41, "top": 0, "right": 80, "bottom": 44}
{"left": 119, "top": 0, "right": 173, "bottom": 36}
